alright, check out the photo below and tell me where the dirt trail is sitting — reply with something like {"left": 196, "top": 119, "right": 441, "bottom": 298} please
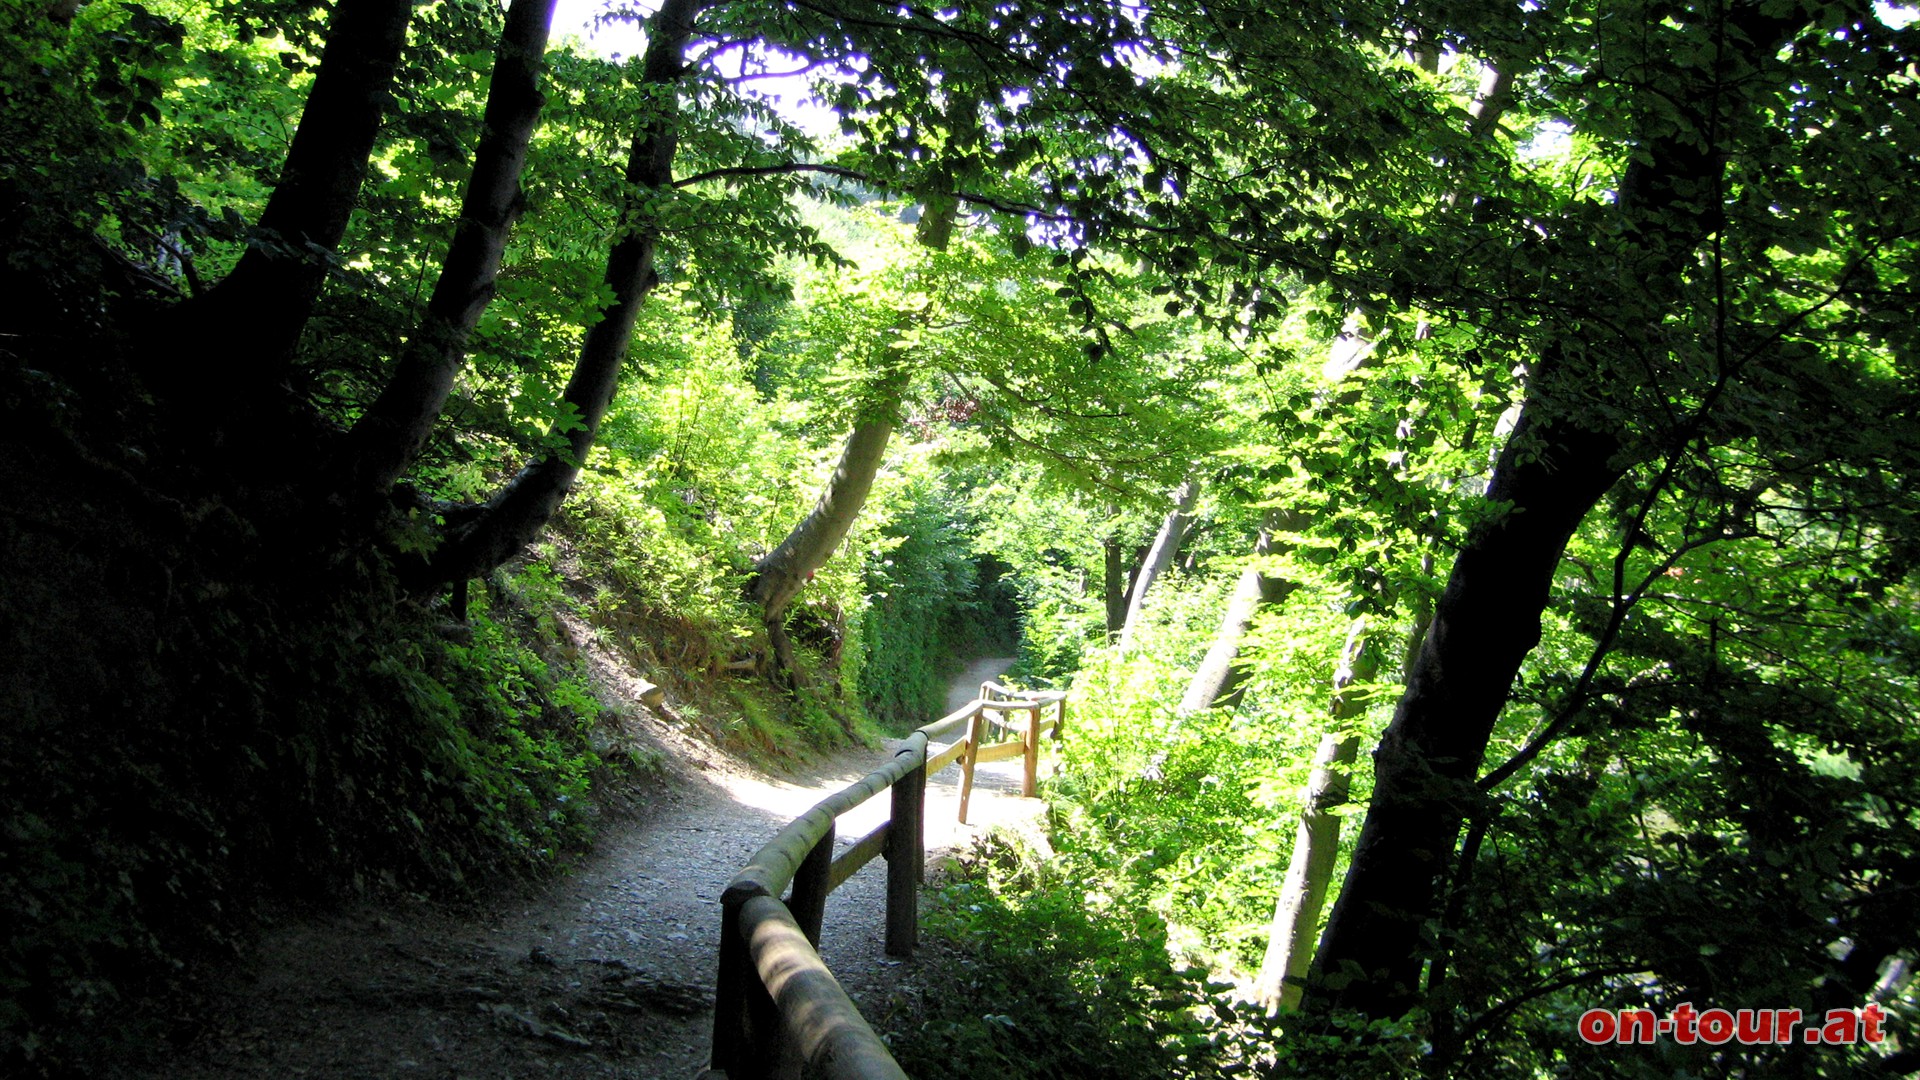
{"left": 121, "top": 657, "right": 1035, "bottom": 1080}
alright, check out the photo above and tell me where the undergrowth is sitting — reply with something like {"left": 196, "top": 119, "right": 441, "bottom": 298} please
{"left": 884, "top": 832, "right": 1270, "bottom": 1080}
{"left": 877, "top": 568, "right": 1397, "bottom": 1079}
{"left": 0, "top": 362, "right": 662, "bottom": 1073}
{"left": 0, "top": 268, "right": 1019, "bottom": 1075}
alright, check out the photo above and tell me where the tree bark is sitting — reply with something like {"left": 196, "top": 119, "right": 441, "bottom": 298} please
{"left": 744, "top": 194, "right": 960, "bottom": 657}
{"left": 341, "top": 0, "right": 559, "bottom": 499}
{"left": 1254, "top": 619, "right": 1375, "bottom": 1011}
{"left": 1103, "top": 528, "right": 1128, "bottom": 636}
{"left": 1176, "top": 514, "right": 1298, "bottom": 713}
{"left": 157, "top": 0, "right": 412, "bottom": 391}
{"left": 747, "top": 386, "right": 907, "bottom": 622}
{"left": 414, "top": 0, "right": 700, "bottom": 589}
{"left": 1305, "top": 409, "right": 1624, "bottom": 1018}
{"left": 1301, "top": 2, "right": 1802, "bottom": 1023}
{"left": 1117, "top": 473, "right": 1200, "bottom": 649}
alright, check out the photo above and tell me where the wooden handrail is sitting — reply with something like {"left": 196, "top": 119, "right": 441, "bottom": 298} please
{"left": 737, "top": 893, "right": 908, "bottom": 1080}
{"left": 980, "top": 681, "right": 1066, "bottom": 702}
{"left": 709, "top": 687, "right": 1068, "bottom": 1079}
{"left": 727, "top": 736, "right": 929, "bottom": 903}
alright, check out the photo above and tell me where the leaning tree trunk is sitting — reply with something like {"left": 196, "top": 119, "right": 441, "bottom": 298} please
{"left": 1176, "top": 513, "right": 1299, "bottom": 713}
{"left": 1237, "top": 356, "right": 1476, "bottom": 993}
{"left": 1272, "top": 459, "right": 1468, "bottom": 1005}
{"left": 1253, "top": 618, "right": 1375, "bottom": 1011}
{"left": 1300, "top": 7, "right": 1801, "bottom": 1021}
{"left": 340, "top": 0, "right": 559, "bottom": 500}
{"left": 1304, "top": 406, "right": 1624, "bottom": 1018}
{"left": 748, "top": 379, "right": 908, "bottom": 623}
{"left": 414, "top": 0, "right": 700, "bottom": 590}
{"left": 1116, "top": 473, "right": 1201, "bottom": 650}
{"left": 153, "top": 0, "right": 412, "bottom": 395}
{"left": 746, "top": 193, "right": 960, "bottom": 683}
{"left": 749, "top": 385, "right": 905, "bottom": 685}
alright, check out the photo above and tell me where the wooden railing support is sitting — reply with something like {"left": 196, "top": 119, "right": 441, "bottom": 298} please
{"left": 741, "top": 894, "right": 909, "bottom": 1080}
{"left": 710, "top": 690, "right": 1068, "bottom": 1080}
{"left": 714, "top": 884, "right": 782, "bottom": 1079}
{"left": 957, "top": 706, "right": 985, "bottom": 825}
{"left": 1023, "top": 703, "right": 1041, "bottom": 798}
{"left": 789, "top": 821, "right": 835, "bottom": 949}
{"left": 885, "top": 742, "right": 926, "bottom": 957}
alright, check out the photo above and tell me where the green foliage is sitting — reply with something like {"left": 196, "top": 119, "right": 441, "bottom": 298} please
{"left": 886, "top": 836, "right": 1252, "bottom": 1080}
{"left": 10, "top": 0, "right": 1920, "bottom": 1075}
{"left": 559, "top": 296, "right": 794, "bottom": 670}
{"left": 0, "top": 520, "right": 618, "bottom": 1074}
{"left": 416, "top": 570, "right": 605, "bottom": 857}
{"left": 0, "top": 0, "right": 201, "bottom": 326}
{"left": 853, "top": 456, "right": 1016, "bottom": 728}
{"left": 960, "top": 469, "right": 1119, "bottom": 684}
{"left": 1043, "top": 610, "right": 1375, "bottom": 959}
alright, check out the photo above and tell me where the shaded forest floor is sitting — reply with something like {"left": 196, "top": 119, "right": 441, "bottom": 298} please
{"left": 106, "top": 656, "right": 1039, "bottom": 1080}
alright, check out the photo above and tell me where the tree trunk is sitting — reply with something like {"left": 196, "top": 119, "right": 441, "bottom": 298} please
{"left": 1301, "top": 3, "right": 1800, "bottom": 1023}
{"left": 1103, "top": 529, "right": 1128, "bottom": 636}
{"left": 745, "top": 195, "right": 959, "bottom": 667}
{"left": 1176, "top": 514, "right": 1298, "bottom": 713}
{"left": 747, "top": 389, "right": 906, "bottom": 622}
{"left": 1117, "top": 473, "right": 1200, "bottom": 649}
{"left": 414, "top": 0, "right": 699, "bottom": 590}
{"left": 340, "top": 0, "right": 558, "bottom": 499}
{"left": 1304, "top": 409, "right": 1624, "bottom": 1018}
{"left": 1253, "top": 619, "right": 1375, "bottom": 1011}
{"left": 155, "top": 0, "right": 412, "bottom": 392}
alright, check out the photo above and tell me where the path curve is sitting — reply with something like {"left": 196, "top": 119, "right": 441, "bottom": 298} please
{"left": 118, "top": 657, "right": 1037, "bottom": 1080}
{"left": 943, "top": 655, "right": 1015, "bottom": 713}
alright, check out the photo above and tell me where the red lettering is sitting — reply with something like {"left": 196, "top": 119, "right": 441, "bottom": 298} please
{"left": 1697, "top": 1008, "right": 1734, "bottom": 1044}
{"left": 1671, "top": 1002, "right": 1699, "bottom": 1044}
{"left": 1863, "top": 1003, "right": 1886, "bottom": 1044}
{"left": 1735, "top": 1008, "right": 1771, "bottom": 1044}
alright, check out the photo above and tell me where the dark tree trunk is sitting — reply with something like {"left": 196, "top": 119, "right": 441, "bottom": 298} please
{"left": 1301, "top": 2, "right": 1803, "bottom": 1023}
{"left": 415, "top": 0, "right": 700, "bottom": 589}
{"left": 155, "top": 0, "right": 412, "bottom": 393}
{"left": 1304, "top": 412, "right": 1623, "bottom": 1015}
{"left": 1103, "top": 529, "right": 1128, "bottom": 636}
{"left": 340, "top": 0, "right": 558, "bottom": 499}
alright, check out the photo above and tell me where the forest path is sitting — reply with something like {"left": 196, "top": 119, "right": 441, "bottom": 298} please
{"left": 122, "top": 656, "right": 1032, "bottom": 1080}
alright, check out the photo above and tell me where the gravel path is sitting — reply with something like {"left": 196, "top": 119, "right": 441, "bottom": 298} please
{"left": 120, "top": 656, "right": 1041, "bottom": 1080}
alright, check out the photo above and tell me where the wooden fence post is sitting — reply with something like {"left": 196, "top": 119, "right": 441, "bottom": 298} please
{"left": 1053, "top": 696, "right": 1067, "bottom": 740}
{"left": 958, "top": 706, "right": 984, "bottom": 824}
{"left": 789, "top": 821, "right": 835, "bottom": 948}
{"left": 1023, "top": 702, "right": 1041, "bottom": 797}
{"left": 885, "top": 748, "right": 926, "bottom": 956}
{"left": 713, "top": 885, "right": 780, "bottom": 1079}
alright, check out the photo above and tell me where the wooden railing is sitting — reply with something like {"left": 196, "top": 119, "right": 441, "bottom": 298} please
{"left": 709, "top": 683, "right": 1068, "bottom": 1080}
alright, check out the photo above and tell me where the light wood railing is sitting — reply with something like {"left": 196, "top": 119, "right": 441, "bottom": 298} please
{"left": 708, "top": 684, "right": 1068, "bottom": 1080}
